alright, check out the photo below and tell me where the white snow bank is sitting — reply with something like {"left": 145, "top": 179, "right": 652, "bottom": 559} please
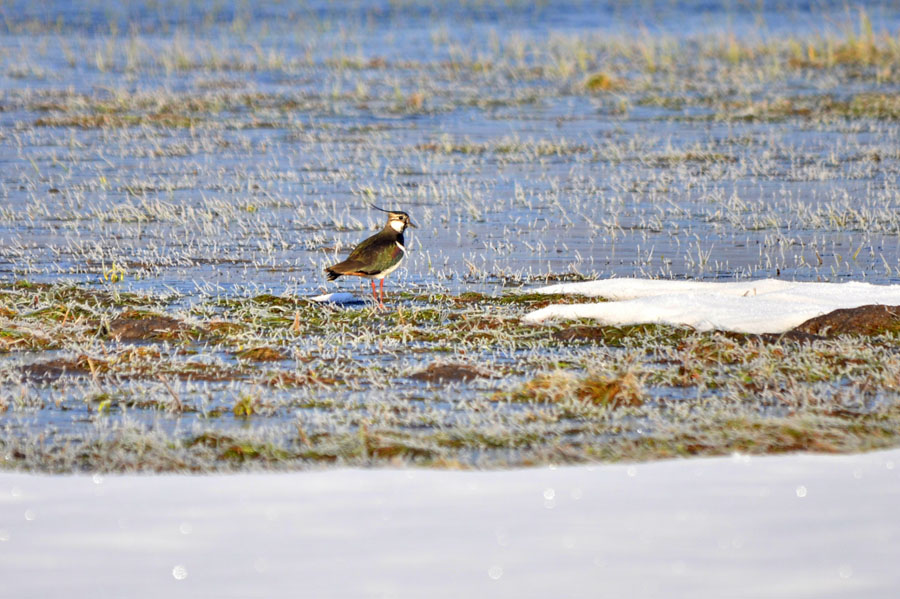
{"left": 310, "top": 292, "right": 360, "bottom": 304}
{"left": 2, "top": 450, "right": 900, "bottom": 598}
{"left": 524, "top": 279, "right": 900, "bottom": 334}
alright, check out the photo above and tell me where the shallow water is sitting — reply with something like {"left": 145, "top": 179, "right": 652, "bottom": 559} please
{"left": 1, "top": 0, "right": 900, "bottom": 297}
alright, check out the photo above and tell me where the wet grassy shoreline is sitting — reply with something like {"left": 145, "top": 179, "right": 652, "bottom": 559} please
{"left": 2, "top": 280, "right": 899, "bottom": 472}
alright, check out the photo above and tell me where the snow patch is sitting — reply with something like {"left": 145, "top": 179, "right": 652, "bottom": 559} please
{"left": 524, "top": 278, "right": 900, "bottom": 334}
{"left": 310, "top": 292, "right": 360, "bottom": 304}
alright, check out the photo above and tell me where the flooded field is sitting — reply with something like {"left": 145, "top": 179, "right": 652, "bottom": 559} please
{"left": 2, "top": 0, "right": 900, "bottom": 471}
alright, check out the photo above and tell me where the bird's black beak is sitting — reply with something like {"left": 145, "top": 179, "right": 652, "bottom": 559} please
{"left": 408, "top": 220, "right": 418, "bottom": 228}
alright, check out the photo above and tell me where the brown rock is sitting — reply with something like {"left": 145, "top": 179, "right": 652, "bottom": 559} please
{"left": 792, "top": 304, "right": 900, "bottom": 337}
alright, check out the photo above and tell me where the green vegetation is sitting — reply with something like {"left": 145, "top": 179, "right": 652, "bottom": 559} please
{"left": 1, "top": 281, "right": 899, "bottom": 472}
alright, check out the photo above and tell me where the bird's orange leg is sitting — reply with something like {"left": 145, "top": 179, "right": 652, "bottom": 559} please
{"left": 369, "top": 280, "right": 385, "bottom": 310}
{"left": 379, "top": 279, "right": 385, "bottom": 306}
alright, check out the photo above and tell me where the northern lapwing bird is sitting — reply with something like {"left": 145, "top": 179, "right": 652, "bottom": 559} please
{"left": 325, "top": 205, "right": 416, "bottom": 309}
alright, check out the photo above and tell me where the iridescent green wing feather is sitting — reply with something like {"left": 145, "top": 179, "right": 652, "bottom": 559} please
{"left": 346, "top": 232, "right": 404, "bottom": 274}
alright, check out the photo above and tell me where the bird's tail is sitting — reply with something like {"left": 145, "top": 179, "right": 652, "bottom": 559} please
{"left": 325, "top": 268, "right": 341, "bottom": 281}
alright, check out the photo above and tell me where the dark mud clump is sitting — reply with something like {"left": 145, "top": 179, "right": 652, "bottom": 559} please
{"left": 553, "top": 324, "right": 691, "bottom": 346}
{"left": 553, "top": 325, "right": 610, "bottom": 343}
{"left": 719, "top": 330, "right": 824, "bottom": 344}
{"left": 235, "top": 346, "right": 287, "bottom": 361}
{"left": 21, "top": 357, "right": 93, "bottom": 381}
{"left": 792, "top": 305, "right": 900, "bottom": 337}
{"left": 108, "top": 311, "right": 192, "bottom": 341}
{"left": 410, "top": 363, "right": 491, "bottom": 383}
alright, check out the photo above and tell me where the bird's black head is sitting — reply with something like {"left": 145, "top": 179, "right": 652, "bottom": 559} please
{"left": 372, "top": 204, "right": 417, "bottom": 232}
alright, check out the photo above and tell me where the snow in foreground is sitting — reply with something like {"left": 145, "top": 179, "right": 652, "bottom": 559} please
{"left": 524, "top": 279, "right": 900, "bottom": 334}
{"left": 2, "top": 450, "right": 899, "bottom": 598}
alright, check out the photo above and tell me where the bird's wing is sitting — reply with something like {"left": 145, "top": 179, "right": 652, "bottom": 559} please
{"left": 345, "top": 232, "right": 404, "bottom": 274}
{"left": 327, "top": 258, "right": 367, "bottom": 275}
{"left": 345, "top": 232, "right": 383, "bottom": 261}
